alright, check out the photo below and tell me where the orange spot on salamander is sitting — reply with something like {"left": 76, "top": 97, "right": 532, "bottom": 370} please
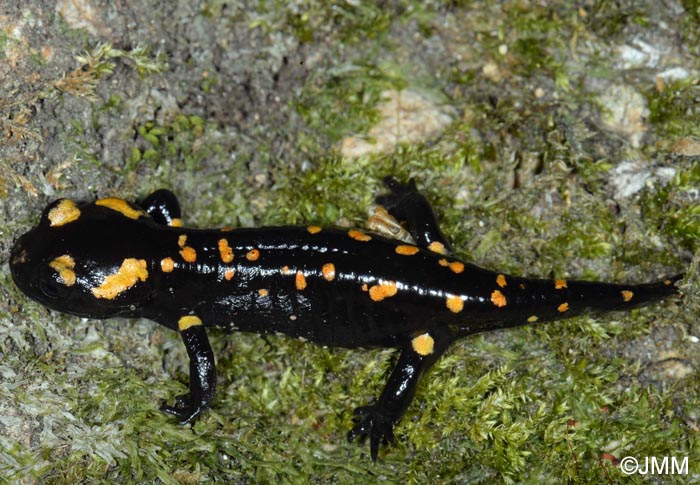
{"left": 438, "top": 258, "right": 449, "bottom": 267}
{"left": 449, "top": 261, "right": 465, "bottom": 274}
{"left": 169, "top": 218, "right": 183, "bottom": 227}
{"left": 496, "top": 274, "right": 507, "bottom": 288}
{"left": 258, "top": 289, "right": 269, "bottom": 297}
{"left": 621, "top": 290, "right": 634, "bottom": 302}
{"left": 446, "top": 295, "right": 464, "bottom": 313}
{"left": 527, "top": 315, "right": 538, "bottom": 323}
{"left": 224, "top": 269, "right": 235, "bottom": 281}
{"left": 322, "top": 263, "right": 336, "bottom": 281}
{"left": 491, "top": 290, "right": 507, "bottom": 307}
{"left": 348, "top": 229, "right": 371, "bottom": 242}
{"left": 557, "top": 302, "right": 569, "bottom": 313}
{"left": 281, "top": 265, "right": 293, "bottom": 275}
{"left": 218, "top": 239, "right": 234, "bottom": 263}
{"left": 307, "top": 225, "right": 321, "bottom": 234}
{"left": 179, "top": 246, "right": 197, "bottom": 263}
{"left": 91, "top": 258, "right": 148, "bottom": 300}
{"left": 49, "top": 255, "right": 76, "bottom": 286}
{"left": 295, "top": 271, "right": 307, "bottom": 290}
{"left": 361, "top": 283, "right": 368, "bottom": 292}
{"left": 246, "top": 249, "right": 260, "bottom": 261}
{"left": 48, "top": 200, "right": 81, "bottom": 227}
{"left": 95, "top": 198, "right": 143, "bottom": 220}
{"left": 160, "top": 257, "right": 174, "bottom": 273}
{"left": 554, "top": 279, "right": 567, "bottom": 290}
{"left": 178, "top": 235, "right": 187, "bottom": 248}
{"left": 411, "top": 333, "right": 435, "bottom": 356}
{"left": 178, "top": 315, "right": 202, "bottom": 331}
{"left": 395, "top": 245, "right": 420, "bottom": 256}
{"left": 427, "top": 241, "right": 447, "bottom": 255}
{"left": 369, "top": 281, "right": 398, "bottom": 302}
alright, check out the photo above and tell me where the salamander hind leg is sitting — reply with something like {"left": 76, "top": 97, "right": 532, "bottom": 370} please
{"left": 139, "top": 189, "right": 183, "bottom": 227}
{"left": 160, "top": 315, "right": 216, "bottom": 424}
{"left": 348, "top": 329, "right": 453, "bottom": 461}
{"left": 374, "top": 176, "right": 452, "bottom": 255}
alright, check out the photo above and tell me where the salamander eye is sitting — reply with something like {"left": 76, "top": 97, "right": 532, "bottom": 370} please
{"left": 39, "top": 277, "right": 68, "bottom": 300}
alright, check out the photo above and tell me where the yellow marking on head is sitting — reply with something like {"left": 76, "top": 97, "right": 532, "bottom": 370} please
{"left": 218, "top": 238, "right": 234, "bottom": 263}
{"left": 527, "top": 315, "right": 538, "bottom": 323}
{"left": 178, "top": 315, "right": 202, "bottom": 331}
{"left": 491, "top": 290, "right": 507, "bottom": 307}
{"left": 557, "top": 302, "right": 569, "bottom": 313}
{"left": 169, "top": 218, "right": 183, "bottom": 227}
{"left": 307, "top": 225, "right": 322, "bottom": 234}
{"left": 258, "top": 289, "right": 269, "bottom": 297}
{"left": 395, "top": 244, "right": 420, "bottom": 256}
{"left": 554, "top": 279, "right": 567, "bottom": 290}
{"left": 427, "top": 241, "right": 447, "bottom": 255}
{"left": 621, "top": 290, "right": 634, "bottom": 302}
{"left": 224, "top": 268, "right": 235, "bottom": 281}
{"left": 411, "top": 333, "right": 435, "bottom": 356}
{"left": 361, "top": 283, "right": 368, "bottom": 292}
{"left": 438, "top": 258, "right": 449, "bottom": 267}
{"left": 496, "top": 274, "right": 507, "bottom": 288}
{"left": 179, "top": 246, "right": 197, "bottom": 263}
{"left": 95, "top": 198, "right": 143, "bottom": 219}
{"left": 296, "top": 271, "right": 307, "bottom": 290}
{"left": 368, "top": 280, "right": 398, "bottom": 302}
{"left": 449, "top": 261, "right": 465, "bottom": 274}
{"left": 91, "top": 258, "right": 148, "bottom": 300}
{"left": 348, "top": 229, "right": 371, "bottom": 242}
{"left": 446, "top": 295, "right": 464, "bottom": 313}
{"left": 246, "top": 249, "right": 260, "bottom": 261}
{"left": 178, "top": 234, "right": 187, "bottom": 248}
{"left": 160, "top": 257, "right": 174, "bottom": 273}
{"left": 49, "top": 255, "right": 76, "bottom": 286}
{"left": 48, "top": 200, "right": 81, "bottom": 227}
{"left": 322, "top": 263, "right": 336, "bottom": 281}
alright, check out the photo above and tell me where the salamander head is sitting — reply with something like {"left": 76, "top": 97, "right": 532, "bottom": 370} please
{"left": 10, "top": 198, "right": 158, "bottom": 318}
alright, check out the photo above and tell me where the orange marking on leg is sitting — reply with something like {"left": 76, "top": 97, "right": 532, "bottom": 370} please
{"left": 411, "top": 333, "right": 435, "bottom": 356}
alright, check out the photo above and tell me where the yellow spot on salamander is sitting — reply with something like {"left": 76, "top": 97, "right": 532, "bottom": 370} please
{"left": 491, "top": 290, "right": 507, "bottom": 307}
{"left": 361, "top": 283, "right": 368, "bottom": 292}
{"left": 224, "top": 268, "right": 235, "bottom": 281}
{"left": 557, "top": 302, "right": 569, "bottom": 313}
{"left": 160, "top": 257, "right": 174, "bottom": 273}
{"left": 554, "top": 279, "right": 567, "bottom": 290}
{"left": 396, "top": 244, "right": 420, "bottom": 256}
{"left": 218, "top": 238, "right": 234, "bottom": 263}
{"left": 322, "top": 263, "right": 336, "bottom": 281}
{"left": 178, "top": 315, "right": 202, "bottom": 331}
{"left": 307, "top": 225, "right": 322, "bottom": 234}
{"left": 348, "top": 229, "right": 371, "bottom": 242}
{"left": 169, "top": 218, "right": 183, "bottom": 227}
{"left": 449, "top": 261, "right": 465, "bottom": 274}
{"left": 48, "top": 200, "right": 81, "bottom": 227}
{"left": 178, "top": 235, "right": 187, "bottom": 248}
{"left": 246, "top": 249, "right": 260, "bottom": 261}
{"left": 296, "top": 271, "right": 307, "bottom": 290}
{"left": 411, "top": 333, "right": 435, "bottom": 356}
{"left": 446, "top": 295, "right": 464, "bottom": 313}
{"left": 527, "top": 315, "right": 538, "bottom": 323}
{"left": 91, "top": 258, "right": 148, "bottom": 300}
{"left": 49, "top": 255, "right": 76, "bottom": 286}
{"left": 95, "top": 198, "right": 143, "bottom": 219}
{"left": 438, "top": 258, "right": 449, "bottom": 267}
{"left": 663, "top": 279, "right": 672, "bottom": 286}
{"left": 258, "top": 289, "right": 269, "bottom": 297}
{"left": 281, "top": 265, "right": 292, "bottom": 275}
{"left": 621, "top": 290, "right": 634, "bottom": 302}
{"left": 496, "top": 274, "right": 507, "bottom": 288}
{"left": 369, "top": 280, "right": 398, "bottom": 302}
{"left": 179, "top": 246, "right": 197, "bottom": 263}
{"left": 427, "top": 241, "right": 447, "bottom": 255}
{"left": 519, "top": 283, "right": 526, "bottom": 289}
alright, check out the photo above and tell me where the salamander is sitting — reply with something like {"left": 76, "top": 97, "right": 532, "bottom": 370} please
{"left": 9, "top": 177, "right": 682, "bottom": 461}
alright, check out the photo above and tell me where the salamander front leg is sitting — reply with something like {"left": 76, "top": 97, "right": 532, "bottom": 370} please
{"left": 375, "top": 176, "right": 453, "bottom": 255}
{"left": 160, "top": 316, "right": 216, "bottom": 424}
{"left": 139, "top": 189, "right": 183, "bottom": 227}
{"left": 348, "top": 330, "right": 452, "bottom": 461}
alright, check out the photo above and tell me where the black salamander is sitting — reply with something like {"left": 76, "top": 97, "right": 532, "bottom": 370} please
{"left": 9, "top": 177, "right": 682, "bottom": 461}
